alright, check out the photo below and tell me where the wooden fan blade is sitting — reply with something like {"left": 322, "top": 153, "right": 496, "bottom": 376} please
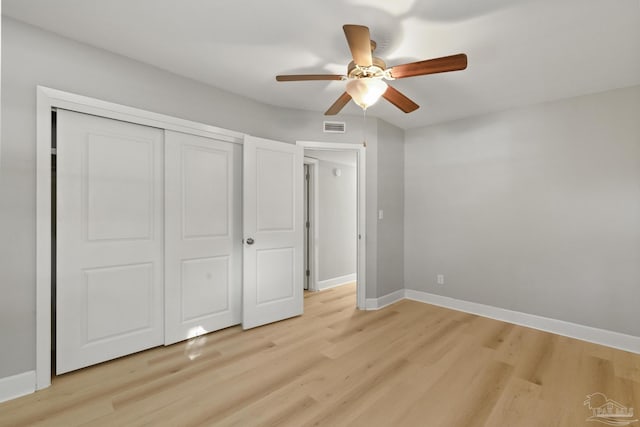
{"left": 276, "top": 74, "right": 344, "bottom": 82}
{"left": 382, "top": 85, "right": 419, "bottom": 113}
{"left": 389, "top": 53, "right": 467, "bottom": 79}
{"left": 325, "top": 92, "right": 352, "bottom": 115}
{"left": 343, "top": 24, "right": 372, "bottom": 67}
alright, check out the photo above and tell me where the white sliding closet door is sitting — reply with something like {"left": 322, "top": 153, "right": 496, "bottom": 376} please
{"left": 242, "top": 135, "right": 304, "bottom": 329}
{"left": 56, "top": 110, "right": 164, "bottom": 374}
{"left": 164, "top": 131, "right": 241, "bottom": 345}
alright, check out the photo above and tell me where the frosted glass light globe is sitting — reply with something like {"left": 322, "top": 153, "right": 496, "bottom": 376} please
{"left": 345, "top": 78, "right": 388, "bottom": 110}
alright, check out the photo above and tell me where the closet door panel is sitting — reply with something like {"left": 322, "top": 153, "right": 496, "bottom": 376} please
{"left": 164, "top": 130, "right": 241, "bottom": 345}
{"left": 56, "top": 109, "right": 164, "bottom": 374}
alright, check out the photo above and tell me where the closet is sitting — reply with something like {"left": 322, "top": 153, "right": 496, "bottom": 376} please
{"left": 55, "top": 109, "right": 302, "bottom": 374}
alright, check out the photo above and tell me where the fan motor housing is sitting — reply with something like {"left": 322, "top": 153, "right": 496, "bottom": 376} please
{"left": 347, "top": 57, "right": 387, "bottom": 78}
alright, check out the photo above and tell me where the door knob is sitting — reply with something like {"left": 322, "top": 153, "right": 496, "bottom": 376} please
{"left": 246, "top": 237, "right": 255, "bottom": 245}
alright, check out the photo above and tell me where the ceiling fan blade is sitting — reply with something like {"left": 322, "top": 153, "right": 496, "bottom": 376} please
{"left": 276, "top": 74, "right": 344, "bottom": 82}
{"left": 343, "top": 24, "right": 373, "bottom": 67}
{"left": 389, "top": 53, "right": 467, "bottom": 79}
{"left": 325, "top": 92, "right": 352, "bottom": 115}
{"left": 382, "top": 85, "right": 419, "bottom": 113}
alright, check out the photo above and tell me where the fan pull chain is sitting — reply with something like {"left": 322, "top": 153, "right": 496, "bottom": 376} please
{"left": 362, "top": 108, "right": 367, "bottom": 148}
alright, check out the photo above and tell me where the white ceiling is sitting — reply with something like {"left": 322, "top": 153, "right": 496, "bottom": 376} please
{"left": 4, "top": 0, "right": 640, "bottom": 129}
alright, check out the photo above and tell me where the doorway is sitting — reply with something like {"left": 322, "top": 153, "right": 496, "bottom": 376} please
{"left": 297, "top": 141, "right": 366, "bottom": 309}
{"left": 303, "top": 161, "right": 314, "bottom": 291}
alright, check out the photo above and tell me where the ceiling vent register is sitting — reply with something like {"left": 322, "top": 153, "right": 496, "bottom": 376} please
{"left": 323, "top": 121, "right": 346, "bottom": 133}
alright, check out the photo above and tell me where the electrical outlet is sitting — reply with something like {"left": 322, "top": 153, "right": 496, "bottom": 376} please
{"left": 378, "top": 209, "right": 384, "bottom": 220}
{"left": 437, "top": 274, "right": 445, "bottom": 285}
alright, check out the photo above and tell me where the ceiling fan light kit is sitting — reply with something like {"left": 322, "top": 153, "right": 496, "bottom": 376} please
{"left": 275, "top": 24, "right": 468, "bottom": 116}
{"left": 346, "top": 78, "right": 387, "bottom": 110}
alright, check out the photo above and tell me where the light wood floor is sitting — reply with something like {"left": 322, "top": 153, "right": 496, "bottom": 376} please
{"left": 1, "top": 283, "right": 639, "bottom": 426}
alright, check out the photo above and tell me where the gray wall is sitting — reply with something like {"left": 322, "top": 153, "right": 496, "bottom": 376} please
{"left": 376, "top": 120, "right": 405, "bottom": 296}
{"left": 405, "top": 85, "right": 640, "bottom": 336}
{"left": 315, "top": 159, "right": 357, "bottom": 282}
{"left": 0, "top": 17, "right": 390, "bottom": 379}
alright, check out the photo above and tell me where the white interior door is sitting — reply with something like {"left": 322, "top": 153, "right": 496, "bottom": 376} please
{"left": 164, "top": 130, "right": 241, "bottom": 345}
{"left": 243, "top": 135, "right": 303, "bottom": 329}
{"left": 56, "top": 110, "right": 164, "bottom": 374}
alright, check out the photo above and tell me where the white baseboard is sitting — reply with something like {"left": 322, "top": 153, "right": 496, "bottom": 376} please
{"left": 405, "top": 289, "right": 640, "bottom": 355}
{"left": 317, "top": 273, "right": 357, "bottom": 291}
{"left": 0, "top": 370, "right": 35, "bottom": 403}
{"left": 365, "top": 289, "right": 405, "bottom": 310}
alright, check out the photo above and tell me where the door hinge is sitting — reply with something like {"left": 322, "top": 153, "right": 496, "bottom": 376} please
{"left": 306, "top": 269, "right": 310, "bottom": 277}
{"left": 306, "top": 221, "right": 310, "bottom": 228}
{"left": 305, "top": 172, "right": 310, "bottom": 181}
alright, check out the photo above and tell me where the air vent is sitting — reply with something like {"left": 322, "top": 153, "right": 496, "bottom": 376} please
{"left": 323, "top": 121, "right": 346, "bottom": 133}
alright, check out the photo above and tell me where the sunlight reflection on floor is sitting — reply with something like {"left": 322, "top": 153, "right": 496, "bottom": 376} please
{"left": 185, "top": 326, "right": 208, "bottom": 360}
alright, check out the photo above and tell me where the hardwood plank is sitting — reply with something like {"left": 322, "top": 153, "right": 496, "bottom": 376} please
{"left": 1, "top": 283, "right": 638, "bottom": 427}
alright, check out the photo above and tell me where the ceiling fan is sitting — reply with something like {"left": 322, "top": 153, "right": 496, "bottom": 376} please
{"left": 276, "top": 24, "right": 468, "bottom": 115}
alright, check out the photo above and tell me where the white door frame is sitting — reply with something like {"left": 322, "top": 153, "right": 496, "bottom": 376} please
{"left": 303, "top": 157, "right": 319, "bottom": 292}
{"left": 35, "top": 86, "right": 243, "bottom": 390}
{"left": 297, "top": 141, "right": 366, "bottom": 310}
